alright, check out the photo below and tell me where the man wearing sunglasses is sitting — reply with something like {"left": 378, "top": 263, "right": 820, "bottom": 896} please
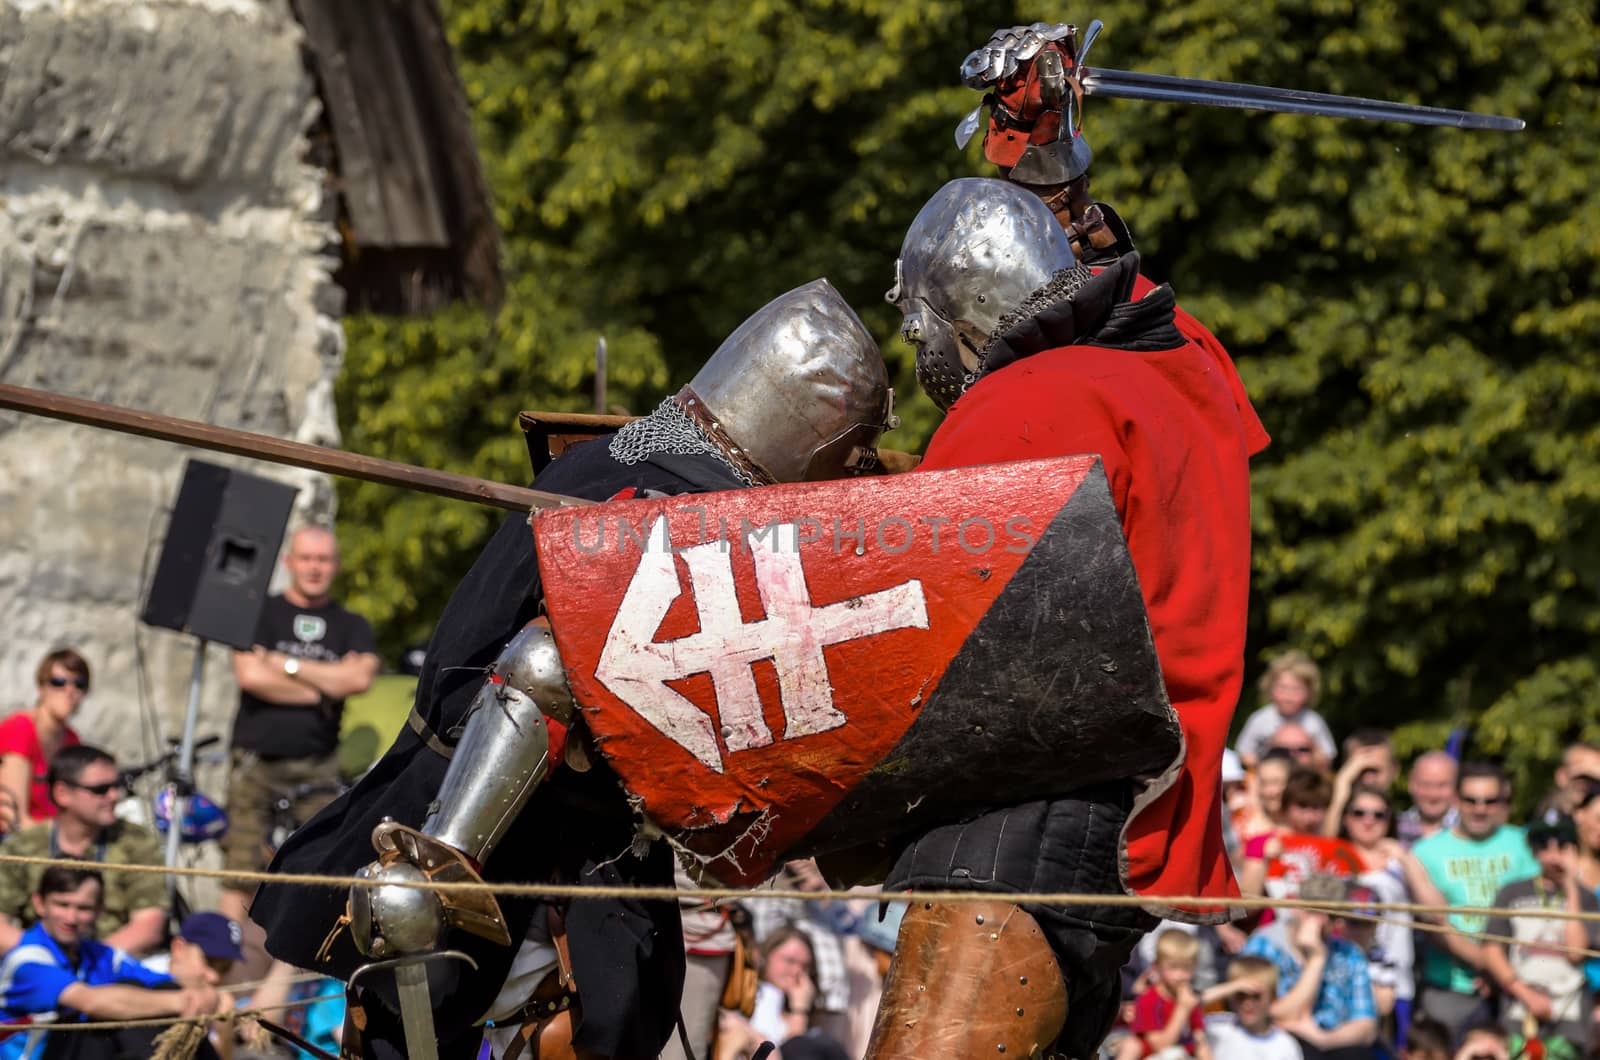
{"left": 1266, "top": 723, "right": 1331, "bottom": 774}
{"left": 0, "top": 746, "right": 166, "bottom": 957}
{"left": 1402, "top": 762, "right": 1540, "bottom": 1041}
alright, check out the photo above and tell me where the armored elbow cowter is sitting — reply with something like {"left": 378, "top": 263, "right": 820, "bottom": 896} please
{"left": 350, "top": 620, "right": 577, "bottom": 959}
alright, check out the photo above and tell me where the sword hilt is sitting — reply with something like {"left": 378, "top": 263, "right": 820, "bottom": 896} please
{"left": 345, "top": 947, "right": 481, "bottom": 988}
{"left": 347, "top": 950, "right": 479, "bottom": 1060}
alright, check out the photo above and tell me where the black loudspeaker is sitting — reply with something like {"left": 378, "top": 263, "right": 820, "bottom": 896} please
{"left": 140, "top": 460, "right": 299, "bottom": 649}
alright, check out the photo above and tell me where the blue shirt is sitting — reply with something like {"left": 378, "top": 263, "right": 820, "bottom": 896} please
{"left": 1411, "top": 825, "right": 1539, "bottom": 993}
{"left": 0, "top": 923, "right": 171, "bottom": 1060}
{"left": 1244, "top": 919, "right": 1377, "bottom": 1031}
{"left": 297, "top": 978, "right": 347, "bottom": 1060}
{"left": 234, "top": 976, "right": 345, "bottom": 1060}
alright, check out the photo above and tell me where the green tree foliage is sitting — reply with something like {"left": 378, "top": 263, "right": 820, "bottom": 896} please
{"left": 1093, "top": 0, "right": 1599, "bottom": 803}
{"left": 336, "top": 0, "right": 991, "bottom": 656}
{"left": 336, "top": 0, "right": 1598, "bottom": 799}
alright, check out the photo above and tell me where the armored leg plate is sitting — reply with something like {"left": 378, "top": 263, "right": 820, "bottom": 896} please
{"left": 866, "top": 900, "right": 1067, "bottom": 1059}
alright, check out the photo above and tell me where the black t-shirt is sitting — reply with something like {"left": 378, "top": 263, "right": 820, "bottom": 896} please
{"left": 232, "top": 595, "right": 377, "bottom": 758}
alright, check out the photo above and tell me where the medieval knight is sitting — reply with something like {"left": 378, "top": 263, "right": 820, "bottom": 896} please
{"left": 251, "top": 278, "right": 895, "bottom": 1060}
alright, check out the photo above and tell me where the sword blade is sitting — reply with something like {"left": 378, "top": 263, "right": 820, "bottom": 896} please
{"left": 1080, "top": 66, "right": 1525, "bottom": 132}
{"left": 0, "top": 382, "right": 585, "bottom": 513}
{"left": 394, "top": 962, "right": 440, "bottom": 1060}
{"left": 256, "top": 1018, "right": 342, "bottom": 1060}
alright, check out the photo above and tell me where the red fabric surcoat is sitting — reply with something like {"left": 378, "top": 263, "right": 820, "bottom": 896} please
{"left": 917, "top": 278, "right": 1269, "bottom": 909}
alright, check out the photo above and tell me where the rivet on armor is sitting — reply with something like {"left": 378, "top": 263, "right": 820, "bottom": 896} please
{"left": 976, "top": 914, "right": 985, "bottom": 924}
{"left": 1019, "top": 976, "right": 1028, "bottom": 985}
{"left": 918, "top": 985, "right": 926, "bottom": 992}
{"left": 925, "top": 902, "right": 934, "bottom": 909}
{"left": 1016, "top": 1007, "right": 1025, "bottom": 1017}
{"left": 998, "top": 1046, "right": 1007, "bottom": 1054}
{"left": 990, "top": 932, "right": 999, "bottom": 940}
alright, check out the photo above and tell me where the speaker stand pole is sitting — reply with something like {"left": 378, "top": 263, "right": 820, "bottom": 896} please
{"left": 164, "top": 638, "right": 207, "bottom": 916}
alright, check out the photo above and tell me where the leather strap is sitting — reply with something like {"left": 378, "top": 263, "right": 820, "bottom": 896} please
{"left": 502, "top": 969, "right": 577, "bottom": 1060}
{"left": 674, "top": 1015, "right": 698, "bottom": 1060}
{"left": 499, "top": 907, "right": 598, "bottom": 1060}
{"left": 548, "top": 905, "right": 577, "bottom": 991}
{"left": 407, "top": 707, "right": 455, "bottom": 760}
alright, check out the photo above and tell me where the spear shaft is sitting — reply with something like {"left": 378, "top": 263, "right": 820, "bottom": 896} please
{"left": 0, "top": 382, "right": 582, "bottom": 513}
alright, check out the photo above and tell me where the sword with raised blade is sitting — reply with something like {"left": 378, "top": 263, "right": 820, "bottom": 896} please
{"left": 954, "top": 18, "right": 1525, "bottom": 151}
{"left": 1078, "top": 66, "right": 1525, "bottom": 131}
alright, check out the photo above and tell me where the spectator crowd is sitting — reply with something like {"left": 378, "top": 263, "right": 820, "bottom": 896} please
{"left": 668, "top": 649, "right": 1600, "bottom": 1060}
{"left": 0, "top": 525, "right": 371, "bottom": 1058}
{"left": 1106, "top": 651, "right": 1600, "bottom": 1060}
{"left": 0, "top": 650, "right": 250, "bottom": 1059}
{"left": 4, "top": 615, "right": 1598, "bottom": 1060}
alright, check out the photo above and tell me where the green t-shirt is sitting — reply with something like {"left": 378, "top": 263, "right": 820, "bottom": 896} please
{"left": 1412, "top": 824, "right": 1540, "bottom": 993}
{"left": 0, "top": 820, "right": 167, "bottom": 940}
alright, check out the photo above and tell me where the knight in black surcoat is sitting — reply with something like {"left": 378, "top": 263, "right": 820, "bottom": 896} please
{"left": 251, "top": 279, "right": 896, "bottom": 1060}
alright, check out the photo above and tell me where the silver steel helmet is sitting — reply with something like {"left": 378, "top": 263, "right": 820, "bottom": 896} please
{"left": 886, "top": 177, "right": 1077, "bottom": 410}
{"left": 688, "top": 279, "right": 895, "bottom": 483}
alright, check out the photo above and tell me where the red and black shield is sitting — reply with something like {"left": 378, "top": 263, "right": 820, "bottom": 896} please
{"left": 533, "top": 455, "right": 1178, "bottom": 885}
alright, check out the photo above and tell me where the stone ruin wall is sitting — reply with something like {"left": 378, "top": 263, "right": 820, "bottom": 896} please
{"left": 0, "top": 0, "right": 345, "bottom": 834}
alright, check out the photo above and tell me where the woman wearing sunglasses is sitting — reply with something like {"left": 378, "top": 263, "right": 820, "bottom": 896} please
{"left": 0, "top": 649, "right": 87, "bottom": 828}
{"left": 1338, "top": 785, "right": 1415, "bottom": 1038}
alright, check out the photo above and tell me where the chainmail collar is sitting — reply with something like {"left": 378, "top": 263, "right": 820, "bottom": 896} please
{"left": 982, "top": 261, "right": 1098, "bottom": 357}
{"left": 932, "top": 264, "right": 1100, "bottom": 406}
{"left": 607, "top": 387, "right": 775, "bottom": 487}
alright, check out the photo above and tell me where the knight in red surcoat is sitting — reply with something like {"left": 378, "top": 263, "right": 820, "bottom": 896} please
{"left": 875, "top": 169, "right": 1267, "bottom": 1057}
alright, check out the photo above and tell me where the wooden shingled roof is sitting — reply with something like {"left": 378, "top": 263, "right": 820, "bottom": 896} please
{"left": 290, "top": 0, "right": 503, "bottom": 314}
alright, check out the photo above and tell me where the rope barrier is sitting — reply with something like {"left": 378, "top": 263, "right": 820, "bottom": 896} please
{"left": 1337, "top": 906, "right": 1600, "bottom": 962}
{"left": 6, "top": 850, "right": 1598, "bottom": 1044}
{"left": 3, "top": 991, "right": 321, "bottom": 1034}
{"left": 18, "top": 918, "right": 1595, "bottom": 1038}
{"left": 223, "top": 969, "right": 324, "bottom": 995}
{"left": 3, "top": 851, "right": 1596, "bottom": 926}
